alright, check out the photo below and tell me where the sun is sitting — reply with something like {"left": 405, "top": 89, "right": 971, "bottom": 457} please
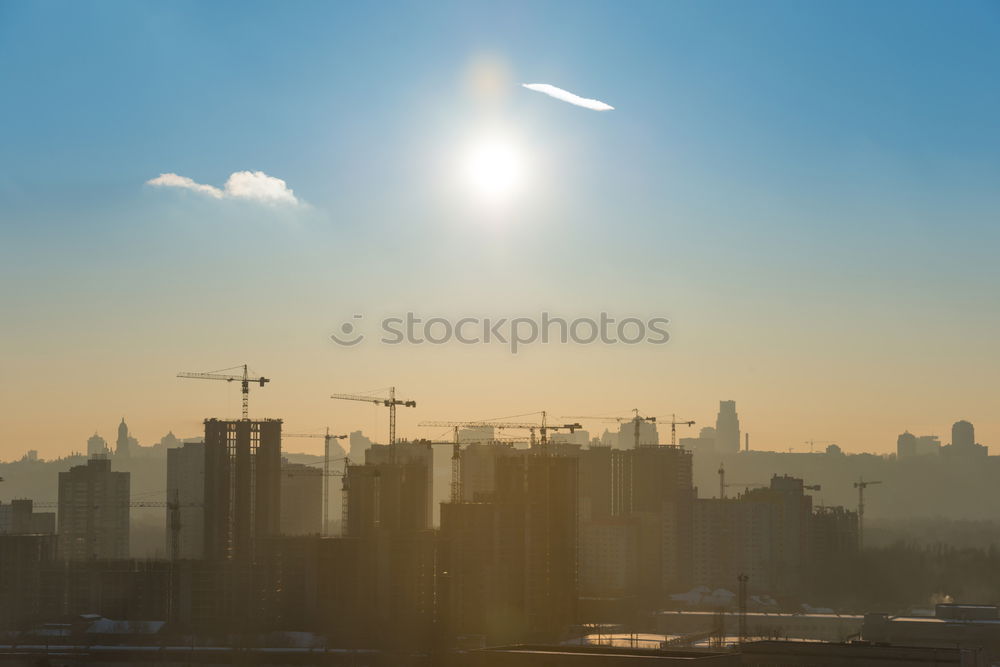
{"left": 461, "top": 133, "right": 526, "bottom": 203}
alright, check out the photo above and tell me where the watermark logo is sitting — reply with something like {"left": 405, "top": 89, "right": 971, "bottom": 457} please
{"left": 329, "top": 314, "right": 365, "bottom": 347}
{"left": 330, "top": 312, "right": 669, "bottom": 354}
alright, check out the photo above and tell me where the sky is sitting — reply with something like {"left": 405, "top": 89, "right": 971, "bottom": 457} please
{"left": 1, "top": 0, "right": 999, "bottom": 459}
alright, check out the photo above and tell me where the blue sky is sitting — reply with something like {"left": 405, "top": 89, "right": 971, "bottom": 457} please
{"left": 2, "top": 1, "right": 999, "bottom": 457}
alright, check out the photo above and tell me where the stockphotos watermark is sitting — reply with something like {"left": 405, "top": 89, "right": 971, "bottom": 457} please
{"left": 330, "top": 312, "right": 670, "bottom": 354}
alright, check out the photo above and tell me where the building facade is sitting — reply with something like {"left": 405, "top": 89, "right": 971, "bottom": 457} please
{"left": 57, "top": 458, "right": 130, "bottom": 560}
{"left": 203, "top": 419, "right": 281, "bottom": 561}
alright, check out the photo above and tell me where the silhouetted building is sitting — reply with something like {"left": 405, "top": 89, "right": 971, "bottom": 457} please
{"left": 166, "top": 441, "right": 205, "bottom": 559}
{"left": 497, "top": 453, "right": 578, "bottom": 640}
{"left": 680, "top": 426, "right": 716, "bottom": 455}
{"left": 345, "top": 441, "right": 433, "bottom": 536}
{"left": 953, "top": 420, "right": 975, "bottom": 448}
{"left": 897, "top": 431, "right": 941, "bottom": 458}
{"left": 809, "top": 505, "right": 859, "bottom": 562}
{"left": 715, "top": 401, "right": 741, "bottom": 453}
{"left": 58, "top": 458, "right": 130, "bottom": 560}
{"left": 87, "top": 432, "right": 109, "bottom": 458}
{"left": 365, "top": 440, "right": 434, "bottom": 523}
{"left": 942, "top": 420, "right": 988, "bottom": 458}
{"left": 616, "top": 417, "right": 659, "bottom": 449}
{"left": 459, "top": 441, "right": 519, "bottom": 502}
{"left": 203, "top": 418, "right": 281, "bottom": 561}
{"left": 280, "top": 460, "right": 322, "bottom": 535}
{"left": 340, "top": 441, "right": 437, "bottom": 647}
{"left": 689, "top": 475, "right": 850, "bottom": 596}
{"left": 578, "top": 445, "right": 620, "bottom": 521}
{"left": 579, "top": 516, "right": 639, "bottom": 597}
{"left": 691, "top": 497, "right": 773, "bottom": 593}
{"left": 440, "top": 452, "right": 579, "bottom": 643}
{"left": 347, "top": 429, "right": 373, "bottom": 462}
{"left": 115, "top": 417, "right": 130, "bottom": 458}
{"left": 0, "top": 534, "right": 58, "bottom": 630}
{"left": 0, "top": 499, "right": 54, "bottom": 535}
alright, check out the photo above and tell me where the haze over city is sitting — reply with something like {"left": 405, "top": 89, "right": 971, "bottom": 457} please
{"left": 3, "top": 2, "right": 1000, "bottom": 665}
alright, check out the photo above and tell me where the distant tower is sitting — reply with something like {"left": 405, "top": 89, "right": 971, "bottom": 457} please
{"left": 952, "top": 420, "right": 974, "bottom": 449}
{"left": 87, "top": 432, "right": 109, "bottom": 459}
{"left": 115, "top": 418, "right": 130, "bottom": 458}
{"left": 896, "top": 431, "right": 917, "bottom": 458}
{"left": 715, "top": 401, "right": 741, "bottom": 453}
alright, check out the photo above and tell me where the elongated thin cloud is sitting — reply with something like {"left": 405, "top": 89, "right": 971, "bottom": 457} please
{"left": 146, "top": 170, "right": 299, "bottom": 204}
{"left": 522, "top": 83, "right": 614, "bottom": 111}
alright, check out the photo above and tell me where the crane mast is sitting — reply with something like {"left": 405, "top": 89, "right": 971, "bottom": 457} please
{"left": 283, "top": 430, "right": 348, "bottom": 535}
{"left": 854, "top": 477, "right": 882, "bottom": 550}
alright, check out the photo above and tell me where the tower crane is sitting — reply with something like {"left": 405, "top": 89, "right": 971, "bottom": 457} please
{"left": 854, "top": 477, "right": 882, "bottom": 550}
{"left": 564, "top": 410, "right": 656, "bottom": 449}
{"left": 716, "top": 463, "right": 765, "bottom": 498}
{"left": 565, "top": 410, "right": 694, "bottom": 447}
{"left": 804, "top": 440, "right": 834, "bottom": 453}
{"left": 177, "top": 364, "right": 269, "bottom": 419}
{"left": 662, "top": 414, "right": 696, "bottom": 446}
{"left": 420, "top": 413, "right": 581, "bottom": 447}
{"left": 331, "top": 387, "right": 415, "bottom": 445}
{"left": 419, "top": 415, "right": 583, "bottom": 501}
{"left": 283, "top": 430, "right": 348, "bottom": 536}
{"left": 33, "top": 498, "right": 201, "bottom": 561}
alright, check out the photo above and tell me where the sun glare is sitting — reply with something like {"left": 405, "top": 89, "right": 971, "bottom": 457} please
{"left": 461, "top": 134, "right": 526, "bottom": 204}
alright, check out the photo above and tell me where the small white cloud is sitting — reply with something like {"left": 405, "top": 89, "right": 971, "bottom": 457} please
{"left": 146, "top": 173, "right": 223, "bottom": 198}
{"left": 146, "top": 170, "right": 299, "bottom": 205}
{"left": 522, "top": 83, "right": 614, "bottom": 111}
{"left": 223, "top": 171, "right": 297, "bottom": 204}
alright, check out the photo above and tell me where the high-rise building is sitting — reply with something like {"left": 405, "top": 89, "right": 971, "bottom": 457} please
{"left": 952, "top": 420, "right": 975, "bottom": 448}
{"left": 0, "top": 534, "right": 58, "bottom": 629}
{"left": 0, "top": 499, "right": 55, "bottom": 535}
{"left": 494, "top": 453, "right": 578, "bottom": 640}
{"left": 679, "top": 426, "right": 716, "bottom": 455}
{"left": 615, "top": 417, "right": 659, "bottom": 449}
{"left": 458, "top": 441, "right": 519, "bottom": 502}
{"left": 166, "top": 441, "right": 205, "bottom": 559}
{"left": 715, "top": 401, "right": 741, "bottom": 453}
{"left": 897, "top": 431, "right": 941, "bottom": 458}
{"left": 691, "top": 497, "right": 773, "bottom": 592}
{"left": 203, "top": 419, "right": 282, "bottom": 561}
{"left": 579, "top": 516, "right": 639, "bottom": 597}
{"left": 345, "top": 441, "right": 433, "bottom": 536}
{"left": 347, "top": 430, "right": 373, "bottom": 462}
{"left": 57, "top": 458, "right": 130, "bottom": 560}
{"left": 280, "top": 461, "right": 322, "bottom": 536}
{"left": 943, "top": 420, "right": 988, "bottom": 458}
{"left": 440, "top": 452, "right": 579, "bottom": 643}
{"left": 115, "top": 418, "right": 130, "bottom": 458}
